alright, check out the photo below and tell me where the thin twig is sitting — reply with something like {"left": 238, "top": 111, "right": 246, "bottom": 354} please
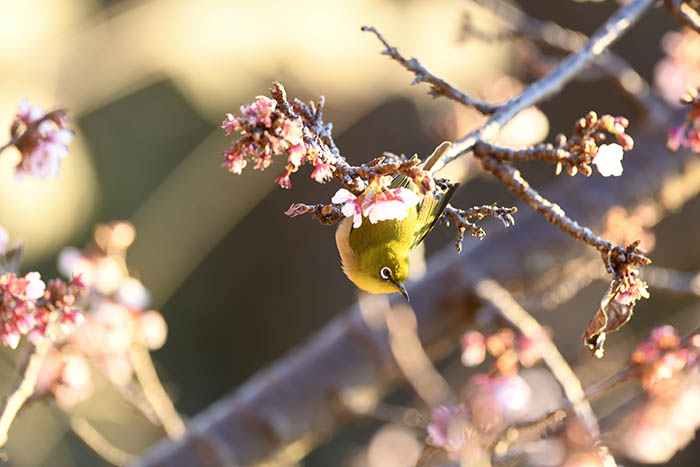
{"left": 435, "top": 0, "right": 657, "bottom": 172}
{"left": 443, "top": 204, "right": 517, "bottom": 252}
{"left": 129, "top": 341, "right": 186, "bottom": 439}
{"left": 665, "top": 0, "right": 700, "bottom": 34}
{"left": 475, "top": 279, "right": 616, "bottom": 467}
{"left": 70, "top": 416, "right": 135, "bottom": 466}
{"left": 361, "top": 26, "right": 499, "bottom": 114}
{"left": 0, "top": 341, "right": 49, "bottom": 452}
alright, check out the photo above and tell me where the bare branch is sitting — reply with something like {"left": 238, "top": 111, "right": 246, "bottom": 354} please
{"left": 466, "top": 0, "right": 668, "bottom": 120}
{"left": 0, "top": 342, "right": 49, "bottom": 453}
{"left": 70, "top": 416, "right": 135, "bottom": 467}
{"left": 436, "top": 0, "right": 657, "bottom": 172}
{"left": 473, "top": 144, "right": 650, "bottom": 268}
{"left": 360, "top": 26, "right": 500, "bottom": 115}
{"left": 443, "top": 204, "right": 517, "bottom": 252}
{"left": 129, "top": 340, "right": 186, "bottom": 439}
{"left": 475, "top": 280, "right": 616, "bottom": 467}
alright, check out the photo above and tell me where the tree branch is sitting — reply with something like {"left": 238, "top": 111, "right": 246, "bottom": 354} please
{"left": 435, "top": 0, "right": 657, "bottom": 172}
{"left": 0, "top": 342, "right": 49, "bottom": 454}
{"left": 473, "top": 143, "right": 649, "bottom": 268}
{"left": 467, "top": 0, "right": 669, "bottom": 121}
{"left": 70, "top": 416, "right": 135, "bottom": 467}
{"left": 361, "top": 26, "right": 500, "bottom": 115}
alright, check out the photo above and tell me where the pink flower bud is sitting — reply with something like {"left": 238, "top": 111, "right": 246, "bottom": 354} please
{"left": 460, "top": 331, "right": 486, "bottom": 367}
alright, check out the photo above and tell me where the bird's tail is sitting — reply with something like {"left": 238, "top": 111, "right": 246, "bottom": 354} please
{"left": 422, "top": 141, "right": 452, "bottom": 173}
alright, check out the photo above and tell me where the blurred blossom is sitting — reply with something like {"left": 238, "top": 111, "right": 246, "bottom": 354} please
{"left": 103, "top": 353, "right": 134, "bottom": 386}
{"left": 667, "top": 107, "right": 700, "bottom": 153}
{"left": 366, "top": 424, "right": 421, "bottom": 467}
{"left": 9, "top": 99, "right": 73, "bottom": 179}
{"left": 116, "top": 277, "right": 151, "bottom": 309}
{"left": 94, "top": 221, "right": 136, "bottom": 252}
{"left": 460, "top": 330, "right": 486, "bottom": 367}
{"left": 630, "top": 325, "right": 697, "bottom": 395}
{"left": 601, "top": 204, "right": 657, "bottom": 253}
{"left": 654, "top": 29, "right": 700, "bottom": 105}
{"left": 88, "top": 302, "right": 134, "bottom": 354}
{"left": 58, "top": 247, "right": 125, "bottom": 294}
{"left": 54, "top": 354, "right": 92, "bottom": 408}
{"left": 468, "top": 373, "right": 531, "bottom": 431}
{"left": 0, "top": 225, "right": 8, "bottom": 254}
{"left": 561, "top": 451, "right": 603, "bottom": 467}
{"left": 50, "top": 221, "right": 166, "bottom": 389}
{"left": 616, "top": 374, "right": 700, "bottom": 463}
{"left": 438, "top": 76, "right": 549, "bottom": 149}
{"left": 140, "top": 310, "right": 167, "bottom": 350}
{"left": 525, "top": 439, "right": 568, "bottom": 467}
{"left": 427, "top": 405, "right": 471, "bottom": 461}
{"left": 35, "top": 347, "right": 93, "bottom": 409}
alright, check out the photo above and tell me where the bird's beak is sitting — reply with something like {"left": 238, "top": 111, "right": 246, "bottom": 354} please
{"left": 394, "top": 282, "right": 410, "bottom": 301}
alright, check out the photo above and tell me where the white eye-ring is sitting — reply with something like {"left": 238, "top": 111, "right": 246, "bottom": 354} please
{"left": 380, "top": 267, "right": 392, "bottom": 280}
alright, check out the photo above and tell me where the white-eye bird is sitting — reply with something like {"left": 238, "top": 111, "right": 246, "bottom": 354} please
{"left": 335, "top": 141, "right": 458, "bottom": 300}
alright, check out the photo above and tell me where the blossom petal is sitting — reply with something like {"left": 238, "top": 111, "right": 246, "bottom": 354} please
{"left": 593, "top": 143, "right": 624, "bottom": 177}
{"left": 331, "top": 188, "right": 356, "bottom": 204}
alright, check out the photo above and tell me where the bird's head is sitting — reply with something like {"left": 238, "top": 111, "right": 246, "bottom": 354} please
{"left": 350, "top": 245, "right": 410, "bottom": 300}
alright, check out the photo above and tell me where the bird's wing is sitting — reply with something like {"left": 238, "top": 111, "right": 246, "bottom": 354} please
{"left": 410, "top": 183, "right": 459, "bottom": 249}
{"left": 388, "top": 141, "right": 457, "bottom": 249}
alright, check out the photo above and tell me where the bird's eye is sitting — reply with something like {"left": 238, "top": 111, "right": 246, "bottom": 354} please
{"left": 380, "top": 266, "right": 392, "bottom": 280}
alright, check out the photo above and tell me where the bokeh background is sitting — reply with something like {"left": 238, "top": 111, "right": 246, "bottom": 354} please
{"left": 0, "top": 0, "right": 698, "bottom": 465}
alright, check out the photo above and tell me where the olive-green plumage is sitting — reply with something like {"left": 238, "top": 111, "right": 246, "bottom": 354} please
{"left": 335, "top": 141, "right": 457, "bottom": 299}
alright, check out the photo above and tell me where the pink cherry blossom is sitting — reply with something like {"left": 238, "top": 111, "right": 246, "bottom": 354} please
{"left": 140, "top": 310, "right": 168, "bottom": 350}
{"left": 24, "top": 272, "right": 46, "bottom": 300}
{"left": 221, "top": 149, "right": 248, "bottom": 175}
{"left": 667, "top": 108, "right": 700, "bottom": 153}
{"left": 221, "top": 113, "right": 240, "bottom": 136}
{"left": 240, "top": 96, "right": 276, "bottom": 127}
{"left": 0, "top": 272, "right": 46, "bottom": 348}
{"left": 11, "top": 100, "right": 74, "bottom": 179}
{"left": 115, "top": 277, "right": 151, "bottom": 310}
{"left": 363, "top": 188, "right": 420, "bottom": 224}
{"left": 332, "top": 188, "right": 364, "bottom": 228}
{"left": 616, "top": 268, "right": 649, "bottom": 306}
{"left": 310, "top": 161, "right": 334, "bottom": 183}
{"left": 426, "top": 405, "right": 469, "bottom": 460}
{"left": 592, "top": 143, "right": 624, "bottom": 177}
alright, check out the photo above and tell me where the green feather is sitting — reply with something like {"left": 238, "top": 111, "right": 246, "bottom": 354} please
{"left": 387, "top": 141, "right": 458, "bottom": 249}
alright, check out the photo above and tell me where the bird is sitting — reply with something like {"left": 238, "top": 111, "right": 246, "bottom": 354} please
{"left": 335, "top": 141, "right": 458, "bottom": 300}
